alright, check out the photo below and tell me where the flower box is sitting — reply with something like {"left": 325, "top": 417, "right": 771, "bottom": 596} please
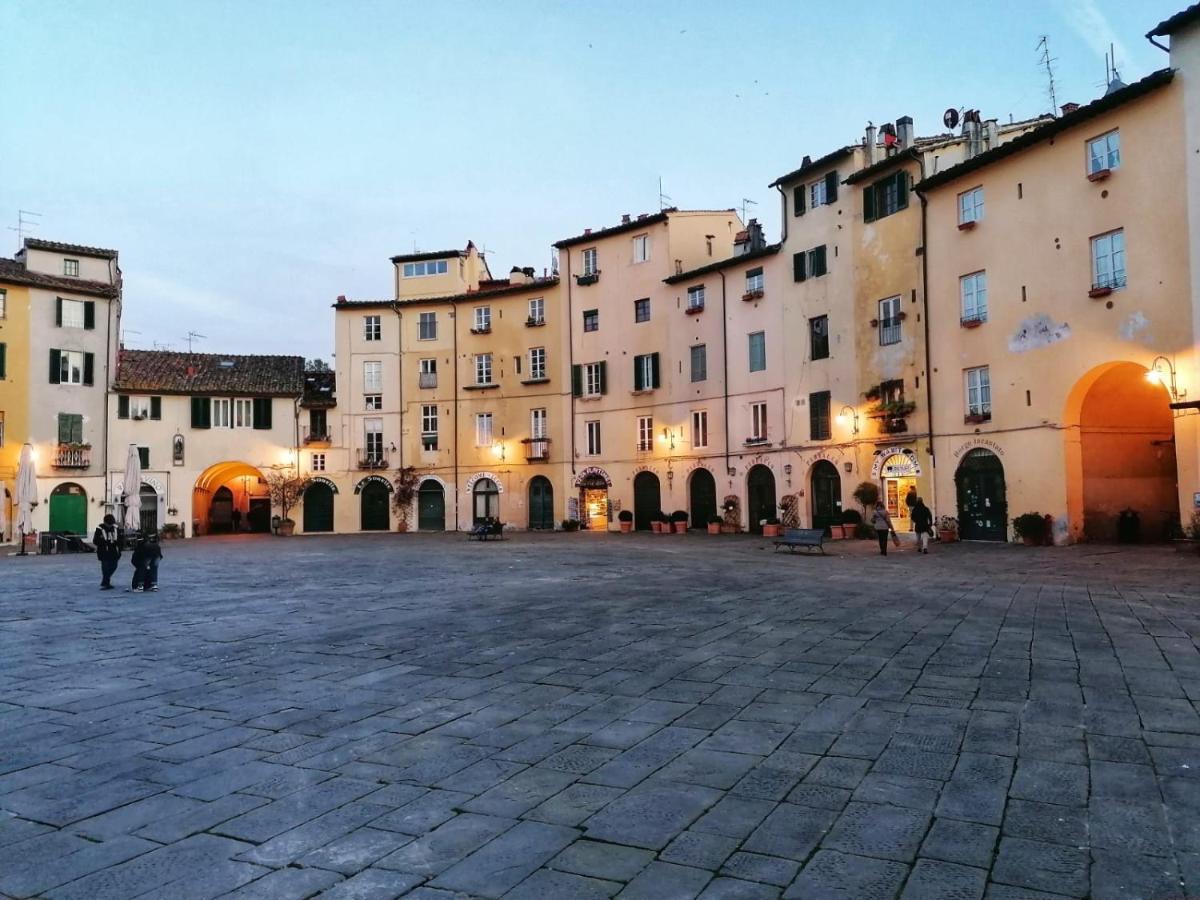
{"left": 964, "top": 413, "right": 991, "bottom": 425}
{"left": 961, "top": 317, "right": 984, "bottom": 329}
{"left": 469, "top": 326, "right": 491, "bottom": 335}
{"left": 525, "top": 317, "right": 545, "bottom": 327}
{"left": 685, "top": 305, "right": 704, "bottom": 315}
{"left": 957, "top": 220, "right": 977, "bottom": 231}
{"left": 575, "top": 273, "right": 600, "bottom": 286}
{"left": 1087, "top": 168, "right": 1111, "bottom": 182}
{"left": 741, "top": 290, "right": 764, "bottom": 302}
{"left": 1088, "top": 285, "right": 1113, "bottom": 299}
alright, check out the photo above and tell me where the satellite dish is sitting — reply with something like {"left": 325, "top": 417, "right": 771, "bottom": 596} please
{"left": 943, "top": 108, "right": 960, "bottom": 129}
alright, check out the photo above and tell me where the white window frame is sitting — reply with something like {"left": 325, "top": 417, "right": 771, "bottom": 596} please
{"left": 60, "top": 298, "right": 86, "bottom": 329}
{"left": 528, "top": 347, "right": 546, "bottom": 380}
{"left": 746, "top": 268, "right": 764, "bottom": 293}
{"left": 402, "top": 259, "right": 449, "bottom": 278}
{"left": 582, "top": 247, "right": 598, "bottom": 276}
{"left": 212, "top": 397, "right": 231, "bottom": 428}
{"left": 63, "top": 259, "right": 79, "bottom": 277}
{"left": 879, "top": 295, "right": 902, "bottom": 345}
{"left": 635, "top": 354, "right": 654, "bottom": 391}
{"left": 364, "top": 394, "right": 382, "bottom": 411}
{"left": 0, "top": 288, "right": 6, "bottom": 319}
{"left": 528, "top": 297, "right": 544, "bottom": 324}
{"left": 475, "top": 352, "right": 493, "bottom": 385}
{"left": 418, "top": 312, "right": 437, "bottom": 340}
{"left": 1091, "top": 229, "right": 1126, "bottom": 290}
{"left": 687, "top": 285, "right": 705, "bottom": 310}
{"left": 965, "top": 366, "right": 991, "bottom": 417}
{"left": 748, "top": 331, "right": 766, "bottom": 373}
{"left": 961, "top": 271, "right": 987, "bottom": 322}
{"left": 751, "top": 402, "right": 768, "bottom": 441}
{"left": 311, "top": 453, "right": 326, "bottom": 472}
{"left": 810, "top": 179, "right": 827, "bottom": 209}
{"left": 637, "top": 415, "right": 653, "bottom": 452}
{"left": 632, "top": 234, "right": 649, "bottom": 264}
{"left": 1087, "top": 130, "right": 1121, "bottom": 174}
{"left": 422, "top": 403, "right": 438, "bottom": 435}
{"left": 474, "top": 306, "right": 491, "bottom": 331}
{"left": 364, "top": 417, "right": 384, "bottom": 459}
{"left": 692, "top": 410, "right": 708, "bottom": 448}
{"left": 58, "top": 350, "right": 85, "bottom": 384}
{"left": 363, "top": 315, "right": 382, "bottom": 341}
{"left": 363, "top": 360, "right": 383, "bottom": 393}
{"left": 958, "top": 186, "right": 984, "bottom": 225}
{"left": 586, "top": 420, "right": 601, "bottom": 455}
{"left": 531, "top": 407, "right": 547, "bottom": 439}
{"left": 475, "top": 412, "right": 493, "bottom": 447}
{"left": 233, "top": 398, "right": 254, "bottom": 428}
{"left": 129, "top": 396, "right": 151, "bottom": 419}
{"left": 584, "top": 362, "right": 603, "bottom": 397}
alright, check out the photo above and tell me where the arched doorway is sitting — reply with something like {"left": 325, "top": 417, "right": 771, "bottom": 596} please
{"left": 139, "top": 484, "right": 159, "bottom": 535}
{"left": 689, "top": 469, "right": 717, "bottom": 530}
{"left": 810, "top": 461, "right": 841, "bottom": 534}
{"left": 633, "top": 471, "right": 661, "bottom": 531}
{"left": 49, "top": 483, "right": 87, "bottom": 533}
{"left": 211, "top": 486, "right": 234, "bottom": 532}
{"left": 359, "top": 478, "right": 391, "bottom": 531}
{"left": 528, "top": 477, "right": 554, "bottom": 530}
{"left": 418, "top": 480, "right": 445, "bottom": 531}
{"left": 576, "top": 469, "right": 611, "bottom": 531}
{"left": 1066, "top": 362, "right": 1178, "bottom": 541}
{"left": 473, "top": 478, "right": 499, "bottom": 524}
{"left": 746, "top": 465, "right": 776, "bottom": 535}
{"left": 193, "top": 461, "right": 268, "bottom": 535}
{"left": 303, "top": 481, "right": 334, "bottom": 533}
{"left": 956, "top": 450, "right": 1007, "bottom": 541}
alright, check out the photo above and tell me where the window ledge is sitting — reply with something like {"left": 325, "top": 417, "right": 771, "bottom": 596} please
{"left": 961, "top": 316, "right": 986, "bottom": 329}
{"left": 520, "top": 377, "right": 550, "bottom": 386}
{"left": 685, "top": 306, "right": 705, "bottom": 315}
{"left": 463, "top": 383, "right": 500, "bottom": 391}
{"left": 630, "top": 388, "right": 656, "bottom": 396}
{"left": 741, "top": 290, "right": 765, "bottom": 302}
{"left": 965, "top": 414, "right": 992, "bottom": 425}
{"left": 469, "top": 327, "right": 492, "bottom": 335}
{"left": 1087, "top": 168, "right": 1112, "bottom": 182}
{"left": 525, "top": 319, "right": 546, "bottom": 327}
{"left": 744, "top": 438, "right": 770, "bottom": 447}
{"left": 957, "top": 220, "right": 977, "bottom": 231}
{"left": 1088, "top": 286, "right": 1114, "bottom": 298}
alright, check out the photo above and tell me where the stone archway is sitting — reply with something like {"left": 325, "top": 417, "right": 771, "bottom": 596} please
{"left": 193, "top": 461, "right": 267, "bottom": 534}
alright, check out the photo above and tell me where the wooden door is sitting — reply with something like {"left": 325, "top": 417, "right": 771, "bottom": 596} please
{"left": 811, "top": 461, "right": 841, "bottom": 534}
{"left": 633, "top": 472, "right": 661, "bottom": 531}
{"left": 417, "top": 481, "right": 445, "bottom": 531}
{"left": 361, "top": 482, "right": 390, "bottom": 531}
{"left": 303, "top": 482, "right": 334, "bottom": 532}
{"left": 746, "top": 465, "right": 776, "bottom": 534}
{"left": 49, "top": 484, "right": 87, "bottom": 534}
{"left": 956, "top": 450, "right": 1007, "bottom": 541}
{"left": 528, "top": 477, "right": 554, "bottom": 530}
{"left": 689, "top": 469, "right": 717, "bottom": 530}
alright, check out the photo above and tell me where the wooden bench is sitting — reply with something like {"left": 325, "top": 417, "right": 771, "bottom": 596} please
{"left": 469, "top": 520, "right": 505, "bottom": 541}
{"left": 773, "top": 528, "right": 826, "bottom": 554}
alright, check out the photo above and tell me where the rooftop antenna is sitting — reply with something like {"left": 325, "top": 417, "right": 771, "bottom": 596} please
{"left": 658, "top": 177, "right": 672, "bottom": 211}
{"left": 7, "top": 209, "right": 42, "bottom": 252}
{"left": 184, "top": 331, "right": 206, "bottom": 353}
{"left": 740, "top": 197, "right": 758, "bottom": 223}
{"left": 1037, "top": 35, "right": 1058, "bottom": 115}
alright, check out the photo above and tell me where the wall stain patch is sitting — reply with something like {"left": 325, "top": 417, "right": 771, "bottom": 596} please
{"left": 1009, "top": 314, "right": 1071, "bottom": 352}
{"left": 1119, "top": 311, "right": 1154, "bottom": 344}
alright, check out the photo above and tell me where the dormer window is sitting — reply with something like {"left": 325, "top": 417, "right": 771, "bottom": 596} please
{"left": 63, "top": 259, "right": 79, "bottom": 277}
{"left": 402, "top": 259, "right": 449, "bottom": 277}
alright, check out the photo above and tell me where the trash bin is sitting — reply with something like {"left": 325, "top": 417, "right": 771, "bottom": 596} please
{"left": 39, "top": 532, "right": 56, "bottom": 554}
{"left": 1117, "top": 508, "right": 1140, "bottom": 543}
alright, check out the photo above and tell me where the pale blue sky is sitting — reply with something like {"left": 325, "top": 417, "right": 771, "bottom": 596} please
{"left": 2, "top": 0, "right": 1182, "bottom": 358}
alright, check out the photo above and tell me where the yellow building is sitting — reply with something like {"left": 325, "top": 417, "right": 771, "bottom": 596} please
{"left": 918, "top": 69, "right": 1191, "bottom": 542}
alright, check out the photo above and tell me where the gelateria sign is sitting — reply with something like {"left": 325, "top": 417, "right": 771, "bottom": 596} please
{"left": 870, "top": 448, "right": 922, "bottom": 479}
{"left": 953, "top": 439, "right": 1006, "bottom": 459}
{"left": 574, "top": 466, "right": 612, "bottom": 487}
{"left": 465, "top": 472, "right": 504, "bottom": 492}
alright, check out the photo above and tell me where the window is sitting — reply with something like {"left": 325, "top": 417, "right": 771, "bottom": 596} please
{"left": 966, "top": 366, "right": 991, "bottom": 418}
{"left": 748, "top": 332, "right": 766, "bottom": 372}
{"left": 309, "top": 408, "right": 327, "bottom": 437}
{"left": 810, "top": 391, "right": 831, "bottom": 440}
{"left": 810, "top": 316, "right": 830, "bottom": 360}
{"left": 212, "top": 398, "right": 231, "bottom": 428}
{"left": 687, "top": 285, "right": 705, "bottom": 311}
{"left": 633, "top": 234, "right": 649, "bottom": 263}
{"left": 745, "top": 267, "right": 764, "bottom": 294}
{"left": 961, "top": 271, "right": 988, "bottom": 322}
{"left": 402, "top": 259, "right": 448, "bottom": 277}
{"left": 475, "top": 353, "right": 493, "bottom": 385}
{"left": 363, "top": 315, "right": 381, "bottom": 341}
{"left": 752, "top": 402, "right": 768, "bottom": 442}
{"left": 690, "top": 344, "right": 707, "bottom": 382}
{"left": 582, "top": 247, "right": 598, "bottom": 276}
{"left": 60, "top": 298, "right": 86, "bottom": 329}
{"left": 958, "top": 187, "right": 984, "bottom": 225}
{"left": 475, "top": 413, "right": 493, "bottom": 447}
{"left": 792, "top": 245, "right": 827, "bottom": 281}
{"left": 692, "top": 410, "right": 708, "bottom": 448}
{"left": 634, "top": 298, "right": 650, "bottom": 323}
{"left": 311, "top": 453, "right": 326, "bottom": 472}
{"left": 878, "top": 296, "right": 902, "bottom": 345}
{"left": 57, "top": 350, "right": 88, "bottom": 385}
{"left": 795, "top": 171, "right": 838, "bottom": 215}
{"left": 0, "top": 342, "right": 5, "bottom": 379}
{"left": 626, "top": 415, "right": 649, "bottom": 452}
{"left": 633, "top": 352, "right": 660, "bottom": 391}
{"left": 528, "top": 347, "right": 546, "bottom": 380}
{"left": 473, "top": 306, "right": 491, "bottom": 332}
{"left": 364, "top": 394, "right": 382, "bottom": 410}
{"left": 418, "top": 312, "right": 437, "bottom": 340}
{"left": 0, "top": 288, "right": 6, "bottom": 318}
{"left": 64, "top": 259, "right": 79, "bottom": 277}
{"left": 138, "top": 447, "right": 150, "bottom": 469}
{"left": 531, "top": 407, "right": 547, "bottom": 439}
{"left": 810, "top": 179, "right": 827, "bottom": 209}
{"left": 578, "top": 361, "right": 606, "bottom": 397}
{"left": 1088, "top": 130, "right": 1120, "bottom": 174}
{"left": 364, "top": 417, "right": 384, "bottom": 460}
{"left": 419, "top": 357, "right": 437, "bottom": 388}
{"left": 233, "top": 398, "right": 254, "bottom": 428}
{"left": 128, "top": 396, "right": 150, "bottom": 419}
{"left": 528, "top": 297, "right": 544, "bottom": 324}
{"left": 422, "top": 404, "right": 438, "bottom": 450}
{"left": 363, "top": 361, "right": 382, "bottom": 393}
{"left": 1092, "top": 229, "right": 1126, "bottom": 290}
{"left": 583, "top": 309, "right": 598, "bottom": 332}
{"left": 586, "top": 420, "right": 601, "bottom": 455}
{"left": 57, "top": 413, "right": 83, "bottom": 444}
{"left": 863, "top": 170, "right": 909, "bottom": 222}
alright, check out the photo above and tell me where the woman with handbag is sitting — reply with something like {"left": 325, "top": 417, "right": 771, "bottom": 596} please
{"left": 871, "top": 502, "right": 896, "bottom": 556}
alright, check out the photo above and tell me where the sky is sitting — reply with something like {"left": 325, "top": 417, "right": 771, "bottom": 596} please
{"left": 1, "top": 0, "right": 1184, "bottom": 360}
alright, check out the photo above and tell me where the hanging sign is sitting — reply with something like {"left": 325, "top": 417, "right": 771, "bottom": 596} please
{"left": 310, "top": 477, "right": 339, "bottom": 493}
{"left": 354, "top": 475, "right": 393, "bottom": 494}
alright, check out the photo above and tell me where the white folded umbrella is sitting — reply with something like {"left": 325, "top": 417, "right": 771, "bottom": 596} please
{"left": 122, "top": 444, "right": 142, "bottom": 533}
{"left": 15, "top": 443, "right": 37, "bottom": 537}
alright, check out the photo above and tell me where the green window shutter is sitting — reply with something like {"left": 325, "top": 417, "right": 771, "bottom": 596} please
{"left": 633, "top": 357, "right": 644, "bottom": 392}
{"left": 825, "top": 171, "right": 838, "bottom": 204}
{"left": 150, "top": 396, "right": 161, "bottom": 420}
{"left": 118, "top": 395, "right": 130, "bottom": 419}
{"left": 138, "top": 447, "right": 150, "bottom": 469}
{"left": 49, "top": 349, "right": 61, "bottom": 384}
{"left": 651, "top": 352, "right": 661, "bottom": 389}
{"left": 83, "top": 301, "right": 95, "bottom": 330}
{"left": 598, "top": 361, "right": 608, "bottom": 395}
{"left": 55, "top": 297, "right": 62, "bottom": 327}
{"left": 571, "top": 364, "right": 582, "bottom": 397}
{"left": 896, "top": 171, "right": 909, "bottom": 211}
{"left": 864, "top": 184, "right": 877, "bottom": 222}
{"left": 0, "top": 342, "right": 5, "bottom": 379}
{"left": 191, "top": 396, "right": 210, "bottom": 429}
{"left": 57, "top": 413, "right": 70, "bottom": 444}
{"left": 793, "top": 186, "right": 806, "bottom": 216}
{"left": 253, "top": 398, "right": 272, "bottom": 429}
{"left": 793, "top": 252, "right": 807, "bottom": 282}
{"left": 814, "top": 245, "right": 828, "bottom": 277}
{"left": 83, "top": 352, "right": 95, "bottom": 386}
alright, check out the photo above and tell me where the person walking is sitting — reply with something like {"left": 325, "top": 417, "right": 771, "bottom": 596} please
{"left": 130, "top": 534, "right": 163, "bottom": 592}
{"left": 231, "top": 507, "right": 242, "bottom": 533}
{"left": 93, "top": 514, "right": 121, "bottom": 590}
{"left": 871, "top": 502, "right": 895, "bottom": 556}
{"left": 911, "top": 497, "right": 934, "bottom": 554}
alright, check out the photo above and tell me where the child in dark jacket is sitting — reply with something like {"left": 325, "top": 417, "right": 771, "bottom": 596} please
{"left": 131, "top": 536, "right": 163, "bottom": 592}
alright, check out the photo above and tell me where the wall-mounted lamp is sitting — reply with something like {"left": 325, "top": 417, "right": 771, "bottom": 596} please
{"left": 836, "top": 405, "right": 860, "bottom": 435}
{"left": 1146, "top": 356, "right": 1185, "bottom": 402}
{"left": 492, "top": 442, "right": 506, "bottom": 462}
{"left": 660, "top": 427, "right": 677, "bottom": 451}
{"left": 783, "top": 463, "right": 792, "bottom": 475}
{"left": 843, "top": 462, "right": 854, "bottom": 474}
{"left": 666, "top": 469, "right": 674, "bottom": 482}
{"left": 389, "top": 442, "right": 398, "bottom": 453}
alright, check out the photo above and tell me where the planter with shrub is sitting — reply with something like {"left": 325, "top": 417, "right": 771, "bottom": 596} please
{"left": 618, "top": 509, "right": 634, "bottom": 534}
{"left": 1012, "top": 512, "right": 1048, "bottom": 546}
{"left": 671, "top": 510, "right": 689, "bottom": 534}
{"left": 707, "top": 516, "right": 723, "bottom": 535}
{"left": 762, "top": 517, "right": 781, "bottom": 538}
{"left": 937, "top": 515, "right": 959, "bottom": 543}
{"left": 561, "top": 518, "right": 581, "bottom": 532}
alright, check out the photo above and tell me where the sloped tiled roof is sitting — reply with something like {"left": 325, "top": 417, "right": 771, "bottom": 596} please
{"left": 664, "top": 244, "right": 782, "bottom": 284}
{"left": 334, "top": 277, "right": 560, "bottom": 309}
{"left": 0, "top": 257, "right": 120, "bottom": 299}
{"left": 1149, "top": 4, "right": 1200, "bottom": 37}
{"left": 553, "top": 209, "right": 677, "bottom": 249}
{"left": 114, "top": 350, "right": 304, "bottom": 396}
{"left": 22, "top": 238, "right": 118, "bottom": 260}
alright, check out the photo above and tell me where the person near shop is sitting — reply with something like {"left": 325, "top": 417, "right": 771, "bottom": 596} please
{"left": 231, "top": 507, "right": 243, "bottom": 533}
{"left": 130, "top": 534, "right": 163, "bottom": 592}
{"left": 93, "top": 514, "right": 121, "bottom": 590}
{"left": 871, "top": 502, "right": 896, "bottom": 556}
{"left": 911, "top": 497, "right": 934, "bottom": 554}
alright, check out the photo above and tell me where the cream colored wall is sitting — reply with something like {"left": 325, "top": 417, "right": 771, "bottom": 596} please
{"left": 665, "top": 211, "right": 740, "bottom": 274}
{"left": 0, "top": 282, "right": 30, "bottom": 540}
{"left": 22, "top": 249, "right": 114, "bottom": 283}
{"left": 394, "top": 245, "right": 491, "bottom": 301}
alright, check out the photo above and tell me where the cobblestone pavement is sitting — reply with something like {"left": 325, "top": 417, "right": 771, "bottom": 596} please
{"left": 1, "top": 532, "right": 1199, "bottom": 899}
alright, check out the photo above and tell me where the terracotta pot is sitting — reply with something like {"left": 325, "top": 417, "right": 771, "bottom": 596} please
{"left": 619, "top": 521, "right": 632, "bottom": 533}
{"left": 762, "top": 524, "right": 781, "bottom": 538}
{"left": 674, "top": 522, "right": 687, "bottom": 534}
{"left": 707, "top": 523, "right": 721, "bottom": 535}
{"left": 828, "top": 525, "right": 845, "bottom": 540}
{"left": 1022, "top": 536, "right": 1039, "bottom": 546}
{"left": 650, "top": 521, "right": 661, "bottom": 533}
{"left": 277, "top": 520, "right": 295, "bottom": 537}
{"left": 938, "top": 530, "right": 958, "bottom": 543}
{"left": 658, "top": 523, "right": 672, "bottom": 535}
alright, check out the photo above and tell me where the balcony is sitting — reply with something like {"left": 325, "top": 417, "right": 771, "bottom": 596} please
{"left": 523, "top": 437, "right": 550, "bottom": 461}
{"left": 304, "top": 433, "right": 332, "bottom": 447}
{"left": 575, "top": 271, "right": 600, "bottom": 286}
{"left": 52, "top": 444, "right": 91, "bottom": 469}
{"left": 636, "top": 440, "right": 653, "bottom": 453}
{"left": 419, "top": 372, "right": 437, "bottom": 389}
{"left": 356, "top": 456, "right": 389, "bottom": 470}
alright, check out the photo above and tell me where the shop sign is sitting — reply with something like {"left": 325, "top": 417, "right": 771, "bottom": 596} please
{"left": 953, "top": 438, "right": 1006, "bottom": 459}
{"left": 871, "top": 448, "right": 922, "bottom": 478}
{"left": 574, "top": 466, "right": 612, "bottom": 487}
{"left": 354, "top": 475, "right": 393, "bottom": 494}
{"left": 465, "top": 472, "right": 504, "bottom": 492}
{"left": 310, "top": 476, "right": 339, "bottom": 493}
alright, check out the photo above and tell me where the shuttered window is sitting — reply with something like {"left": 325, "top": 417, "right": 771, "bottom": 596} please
{"left": 633, "top": 353, "right": 660, "bottom": 391}
{"left": 190, "top": 397, "right": 212, "bottom": 429}
{"left": 810, "top": 391, "right": 831, "bottom": 441}
{"left": 57, "top": 413, "right": 83, "bottom": 444}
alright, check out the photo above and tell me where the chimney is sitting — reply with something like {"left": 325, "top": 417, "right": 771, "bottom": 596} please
{"left": 583, "top": 228, "right": 592, "bottom": 235}
{"left": 734, "top": 220, "right": 766, "bottom": 255}
{"left": 983, "top": 119, "right": 999, "bottom": 152}
{"left": 961, "top": 111, "right": 982, "bottom": 159}
{"left": 865, "top": 123, "right": 878, "bottom": 165}
{"left": 896, "top": 115, "right": 914, "bottom": 149}
{"left": 509, "top": 266, "right": 532, "bottom": 285}
{"left": 621, "top": 214, "right": 631, "bottom": 224}
{"left": 522, "top": 266, "right": 535, "bottom": 278}
{"left": 336, "top": 294, "right": 346, "bottom": 304}
{"left": 1060, "top": 101, "right": 1080, "bottom": 116}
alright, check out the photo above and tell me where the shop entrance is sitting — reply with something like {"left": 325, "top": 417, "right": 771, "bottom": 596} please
{"left": 956, "top": 449, "right": 1008, "bottom": 541}
{"left": 688, "top": 468, "right": 717, "bottom": 530}
{"left": 810, "top": 461, "right": 842, "bottom": 534}
{"left": 633, "top": 472, "right": 661, "bottom": 531}
{"left": 746, "top": 465, "right": 776, "bottom": 535}
{"left": 417, "top": 480, "right": 445, "bottom": 531}
{"left": 577, "top": 473, "right": 609, "bottom": 531}
{"left": 877, "top": 452, "right": 921, "bottom": 531}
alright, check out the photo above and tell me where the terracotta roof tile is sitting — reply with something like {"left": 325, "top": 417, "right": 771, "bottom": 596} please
{"left": 22, "top": 238, "right": 118, "bottom": 259}
{"left": 114, "top": 350, "right": 304, "bottom": 396}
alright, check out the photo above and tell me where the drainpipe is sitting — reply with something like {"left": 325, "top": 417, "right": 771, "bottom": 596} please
{"left": 451, "top": 299, "right": 459, "bottom": 531}
{"left": 293, "top": 396, "right": 301, "bottom": 477}
{"left": 103, "top": 270, "right": 119, "bottom": 510}
{"left": 1147, "top": 33, "right": 1169, "bottom": 53}
{"left": 775, "top": 184, "right": 789, "bottom": 243}
{"left": 718, "top": 270, "right": 731, "bottom": 480}
{"left": 565, "top": 249, "right": 575, "bottom": 476}
{"left": 912, "top": 158, "right": 938, "bottom": 517}
{"left": 391, "top": 302, "right": 404, "bottom": 471}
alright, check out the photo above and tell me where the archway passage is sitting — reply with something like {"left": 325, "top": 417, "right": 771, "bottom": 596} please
{"left": 472, "top": 478, "right": 499, "bottom": 525}
{"left": 810, "top": 461, "right": 842, "bottom": 534}
{"left": 689, "top": 469, "right": 717, "bottom": 530}
{"left": 578, "top": 474, "right": 609, "bottom": 531}
{"left": 528, "top": 477, "right": 554, "bottom": 530}
{"left": 304, "top": 481, "right": 334, "bottom": 533}
{"left": 1072, "top": 362, "right": 1178, "bottom": 541}
{"left": 360, "top": 480, "right": 391, "bottom": 530}
{"left": 633, "top": 472, "right": 661, "bottom": 531}
{"left": 956, "top": 449, "right": 1007, "bottom": 541}
{"left": 746, "top": 465, "right": 777, "bottom": 535}
{"left": 194, "top": 461, "right": 268, "bottom": 535}
{"left": 49, "top": 483, "right": 87, "bottom": 533}
{"left": 418, "top": 480, "right": 445, "bottom": 531}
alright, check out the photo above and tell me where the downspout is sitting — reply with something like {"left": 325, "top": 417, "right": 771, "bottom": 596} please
{"left": 565, "top": 249, "right": 575, "bottom": 476}
{"left": 719, "top": 270, "right": 731, "bottom": 480}
{"left": 391, "top": 302, "right": 403, "bottom": 471}
{"left": 913, "top": 157, "right": 938, "bottom": 517}
{"left": 104, "top": 266, "right": 119, "bottom": 509}
{"left": 451, "top": 299, "right": 459, "bottom": 531}
{"left": 775, "top": 184, "right": 789, "bottom": 242}
{"left": 1147, "top": 34, "right": 1169, "bottom": 53}
{"left": 293, "top": 396, "right": 301, "bottom": 476}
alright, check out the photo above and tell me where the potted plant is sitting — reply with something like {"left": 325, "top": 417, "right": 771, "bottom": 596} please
{"left": 264, "top": 466, "right": 311, "bottom": 537}
{"left": 656, "top": 511, "right": 672, "bottom": 535}
{"left": 392, "top": 466, "right": 419, "bottom": 533}
{"left": 707, "top": 515, "right": 723, "bottom": 535}
{"left": 852, "top": 481, "right": 879, "bottom": 515}
{"left": 834, "top": 509, "right": 862, "bottom": 540}
{"left": 671, "top": 510, "right": 688, "bottom": 534}
{"left": 937, "top": 516, "right": 959, "bottom": 543}
{"left": 863, "top": 385, "right": 882, "bottom": 402}
{"left": 762, "top": 517, "right": 781, "bottom": 538}
{"left": 1013, "top": 512, "right": 1048, "bottom": 546}
{"left": 160, "top": 522, "right": 182, "bottom": 540}
{"left": 721, "top": 496, "right": 740, "bottom": 533}
{"left": 561, "top": 518, "right": 580, "bottom": 532}
{"left": 618, "top": 509, "right": 633, "bottom": 533}
{"left": 650, "top": 514, "right": 662, "bottom": 533}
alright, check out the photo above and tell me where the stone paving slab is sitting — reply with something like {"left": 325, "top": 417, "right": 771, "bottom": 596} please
{"left": 1, "top": 534, "right": 1200, "bottom": 897}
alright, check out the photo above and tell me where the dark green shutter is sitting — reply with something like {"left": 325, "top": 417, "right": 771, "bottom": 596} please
{"left": 825, "top": 171, "right": 838, "bottom": 203}
{"left": 793, "top": 252, "right": 807, "bottom": 283}
{"left": 83, "top": 352, "right": 94, "bottom": 386}
{"left": 633, "top": 357, "right": 643, "bottom": 392}
{"left": 793, "top": 185, "right": 806, "bottom": 216}
{"left": 896, "top": 171, "right": 909, "bottom": 211}
{"left": 598, "top": 361, "right": 607, "bottom": 395}
{"left": 191, "top": 397, "right": 211, "bottom": 429}
{"left": 814, "top": 245, "right": 828, "bottom": 277}
{"left": 864, "top": 184, "right": 877, "bottom": 222}
{"left": 0, "top": 342, "right": 5, "bottom": 379}
{"left": 58, "top": 413, "right": 70, "bottom": 443}
{"left": 49, "top": 349, "right": 61, "bottom": 383}
{"left": 83, "top": 301, "right": 95, "bottom": 330}
{"left": 118, "top": 395, "right": 130, "bottom": 419}
{"left": 651, "top": 353, "right": 660, "bottom": 389}
{"left": 138, "top": 447, "right": 150, "bottom": 469}
{"left": 253, "top": 398, "right": 272, "bottom": 429}
{"left": 55, "top": 297, "right": 62, "bottom": 326}
{"left": 150, "top": 396, "right": 161, "bottom": 420}
{"left": 571, "top": 364, "right": 582, "bottom": 397}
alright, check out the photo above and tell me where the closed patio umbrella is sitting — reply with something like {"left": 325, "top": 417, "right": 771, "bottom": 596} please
{"left": 15, "top": 443, "right": 37, "bottom": 553}
{"left": 0, "top": 482, "right": 9, "bottom": 543}
{"left": 121, "top": 444, "right": 142, "bottom": 533}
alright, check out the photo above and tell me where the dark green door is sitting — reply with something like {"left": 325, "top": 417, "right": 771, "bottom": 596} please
{"left": 303, "top": 482, "right": 334, "bottom": 532}
{"left": 49, "top": 484, "right": 87, "bottom": 534}
{"left": 361, "top": 481, "right": 390, "bottom": 531}
{"left": 747, "top": 465, "right": 776, "bottom": 534}
{"left": 811, "top": 460, "right": 841, "bottom": 534}
{"left": 528, "top": 477, "right": 554, "bottom": 530}
{"left": 956, "top": 450, "right": 1007, "bottom": 541}
{"left": 418, "top": 481, "right": 445, "bottom": 531}
{"left": 633, "top": 472, "right": 661, "bottom": 531}
{"left": 689, "top": 469, "right": 717, "bottom": 530}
